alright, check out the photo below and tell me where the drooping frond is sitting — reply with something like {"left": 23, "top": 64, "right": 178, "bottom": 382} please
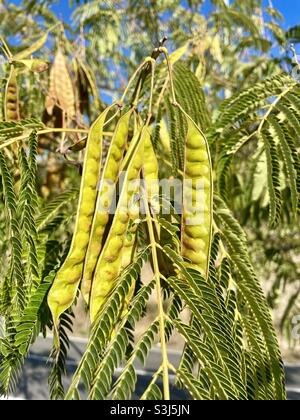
{"left": 159, "top": 204, "right": 286, "bottom": 400}
{"left": 48, "top": 311, "right": 74, "bottom": 400}
{"left": 0, "top": 270, "right": 56, "bottom": 395}
{"left": 213, "top": 196, "right": 286, "bottom": 399}
{"left": 36, "top": 189, "right": 78, "bottom": 234}
{"left": 0, "top": 119, "right": 44, "bottom": 146}
{"left": 65, "top": 250, "right": 150, "bottom": 400}
{"left": 172, "top": 63, "right": 211, "bottom": 131}
{"left": 211, "top": 73, "right": 300, "bottom": 225}
{"left": 0, "top": 151, "right": 25, "bottom": 312}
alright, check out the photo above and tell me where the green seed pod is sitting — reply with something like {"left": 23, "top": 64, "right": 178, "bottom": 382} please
{"left": 185, "top": 162, "right": 210, "bottom": 178}
{"left": 47, "top": 104, "right": 115, "bottom": 333}
{"left": 184, "top": 225, "right": 210, "bottom": 239}
{"left": 181, "top": 116, "right": 213, "bottom": 278}
{"left": 186, "top": 147, "right": 207, "bottom": 163}
{"left": 5, "top": 66, "right": 20, "bottom": 121}
{"left": 89, "top": 126, "right": 150, "bottom": 323}
{"left": 182, "top": 234, "right": 206, "bottom": 252}
{"left": 81, "top": 109, "right": 134, "bottom": 304}
{"left": 143, "top": 132, "right": 159, "bottom": 215}
{"left": 118, "top": 129, "right": 159, "bottom": 321}
{"left": 183, "top": 249, "right": 207, "bottom": 265}
{"left": 120, "top": 230, "right": 137, "bottom": 270}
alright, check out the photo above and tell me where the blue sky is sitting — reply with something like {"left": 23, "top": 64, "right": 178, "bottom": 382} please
{"left": 59, "top": 0, "right": 299, "bottom": 29}
{"left": 9, "top": 0, "right": 300, "bottom": 30}
{"left": 272, "top": 0, "right": 300, "bottom": 28}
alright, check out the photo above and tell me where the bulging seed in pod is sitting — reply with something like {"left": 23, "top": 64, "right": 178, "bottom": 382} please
{"left": 78, "top": 215, "right": 91, "bottom": 229}
{"left": 113, "top": 221, "right": 128, "bottom": 235}
{"left": 103, "top": 236, "right": 123, "bottom": 261}
{"left": 111, "top": 144, "right": 123, "bottom": 160}
{"left": 186, "top": 148, "right": 207, "bottom": 163}
{"left": 186, "top": 163, "right": 210, "bottom": 178}
{"left": 184, "top": 225, "right": 209, "bottom": 239}
{"left": 95, "top": 212, "right": 110, "bottom": 227}
{"left": 183, "top": 248, "right": 207, "bottom": 265}
{"left": 88, "top": 158, "right": 100, "bottom": 175}
{"left": 182, "top": 234, "right": 206, "bottom": 252}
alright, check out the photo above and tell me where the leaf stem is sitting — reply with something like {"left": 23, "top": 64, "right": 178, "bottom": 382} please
{"left": 244, "top": 84, "right": 297, "bottom": 145}
{"left": 155, "top": 75, "right": 170, "bottom": 111}
{"left": 140, "top": 366, "right": 163, "bottom": 400}
{"left": 142, "top": 187, "right": 170, "bottom": 400}
{"left": 0, "top": 36, "right": 13, "bottom": 59}
{"left": 146, "top": 58, "right": 156, "bottom": 125}
{"left": 0, "top": 128, "right": 113, "bottom": 150}
{"left": 291, "top": 44, "right": 300, "bottom": 71}
{"left": 159, "top": 47, "right": 177, "bottom": 105}
{"left": 120, "top": 58, "right": 151, "bottom": 104}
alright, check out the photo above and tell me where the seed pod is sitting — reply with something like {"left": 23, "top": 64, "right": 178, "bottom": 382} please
{"left": 89, "top": 126, "right": 150, "bottom": 323}
{"left": 15, "top": 59, "right": 49, "bottom": 73}
{"left": 143, "top": 133, "right": 159, "bottom": 216}
{"left": 181, "top": 115, "right": 212, "bottom": 278}
{"left": 81, "top": 109, "right": 134, "bottom": 304}
{"left": 5, "top": 66, "right": 20, "bottom": 121}
{"left": 14, "top": 32, "right": 48, "bottom": 60}
{"left": 47, "top": 105, "right": 115, "bottom": 332}
{"left": 119, "top": 231, "right": 138, "bottom": 318}
{"left": 119, "top": 130, "right": 159, "bottom": 320}
{"left": 45, "top": 48, "right": 75, "bottom": 117}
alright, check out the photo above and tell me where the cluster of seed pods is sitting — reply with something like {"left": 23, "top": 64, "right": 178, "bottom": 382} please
{"left": 89, "top": 127, "right": 151, "bottom": 322}
{"left": 1, "top": 47, "right": 213, "bottom": 340}
{"left": 47, "top": 105, "right": 114, "bottom": 328}
{"left": 81, "top": 109, "right": 134, "bottom": 304}
{"left": 46, "top": 60, "right": 212, "bottom": 334}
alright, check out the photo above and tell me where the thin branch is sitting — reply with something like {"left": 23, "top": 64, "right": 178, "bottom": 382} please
{"left": 0, "top": 128, "right": 113, "bottom": 150}
{"left": 0, "top": 36, "right": 13, "bottom": 59}
{"left": 142, "top": 187, "right": 170, "bottom": 400}
{"left": 243, "top": 84, "right": 297, "bottom": 144}
{"left": 291, "top": 44, "right": 300, "bottom": 71}
{"left": 155, "top": 75, "right": 170, "bottom": 111}
{"left": 159, "top": 47, "right": 177, "bottom": 105}
{"left": 146, "top": 58, "right": 156, "bottom": 125}
{"left": 140, "top": 366, "right": 163, "bottom": 400}
{"left": 120, "top": 58, "right": 151, "bottom": 104}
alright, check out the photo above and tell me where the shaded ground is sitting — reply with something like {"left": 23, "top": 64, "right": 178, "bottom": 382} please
{"left": 3, "top": 336, "right": 300, "bottom": 401}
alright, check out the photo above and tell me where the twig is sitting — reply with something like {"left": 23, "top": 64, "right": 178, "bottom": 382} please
{"left": 140, "top": 366, "right": 163, "bottom": 400}
{"left": 0, "top": 128, "right": 113, "bottom": 150}
{"left": 291, "top": 44, "right": 300, "bottom": 71}
{"left": 244, "top": 83, "right": 297, "bottom": 144}
{"left": 142, "top": 187, "right": 170, "bottom": 400}
{"left": 0, "top": 36, "right": 12, "bottom": 60}
{"left": 159, "top": 47, "right": 177, "bottom": 105}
